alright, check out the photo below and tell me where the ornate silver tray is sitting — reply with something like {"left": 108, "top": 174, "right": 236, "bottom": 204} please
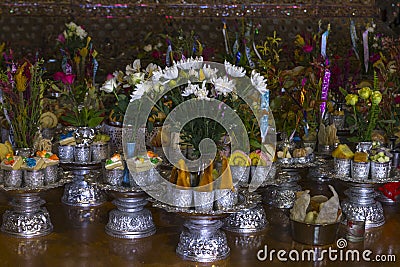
{"left": 0, "top": 175, "right": 70, "bottom": 238}
{"left": 152, "top": 190, "right": 259, "bottom": 216}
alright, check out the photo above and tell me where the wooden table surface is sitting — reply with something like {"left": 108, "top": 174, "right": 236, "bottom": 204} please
{"left": 0, "top": 178, "right": 399, "bottom": 267}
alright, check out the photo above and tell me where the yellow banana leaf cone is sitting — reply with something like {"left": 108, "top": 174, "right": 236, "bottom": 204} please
{"left": 198, "top": 160, "right": 213, "bottom": 192}
{"left": 170, "top": 166, "right": 178, "bottom": 184}
{"left": 220, "top": 156, "right": 234, "bottom": 190}
{"left": 177, "top": 159, "right": 191, "bottom": 188}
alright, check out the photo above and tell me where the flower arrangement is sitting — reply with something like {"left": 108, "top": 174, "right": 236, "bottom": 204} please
{"left": 344, "top": 74, "right": 383, "bottom": 142}
{"left": 0, "top": 58, "right": 50, "bottom": 148}
{"left": 55, "top": 21, "right": 98, "bottom": 85}
{"left": 100, "top": 59, "right": 160, "bottom": 125}
{"left": 53, "top": 22, "right": 103, "bottom": 127}
{"left": 124, "top": 56, "right": 271, "bottom": 158}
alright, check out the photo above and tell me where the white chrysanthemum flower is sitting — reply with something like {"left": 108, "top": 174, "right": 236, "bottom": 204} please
{"left": 202, "top": 64, "right": 218, "bottom": 80}
{"left": 224, "top": 60, "right": 246, "bottom": 77}
{"left": 195, "top": 81, "right": 210, "bottom": 100}
{"left": 100, "top": 77, "right": 118, "bottom": 93}
{"left": 124, "top": 72, "right": 145, "bottom": 87}
{"left": 146, "top": 63, "right": 159, "bottom": 75}
{"left": 162, "top": 65, "right": 179, "bottom": 80}
{"left": 130, "top": 81, "right": 151, "bottom": 102}
{"left": 182, "top": 81, "right": 199, "bottom": 97}
{"left": 75, "top": 26, "right": 87, "bottom": 39}
{"left": 175, "top": 56, "right": 203, "bottom": 70}
{"left": 152, "top": 69, "right": 163, "bottom": 83}
{"left": 251, "top": 70, "right": 268, "bottom": 94}
{"left": 212, "top": 76, "right": 235, "bottom": 96}
{"left": 126, "top": 59, "right": 141, "bottom": 75}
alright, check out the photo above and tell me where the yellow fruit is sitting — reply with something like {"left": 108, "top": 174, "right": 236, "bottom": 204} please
{"left": 332, "top": 144, "right": 354, "bottom": 159}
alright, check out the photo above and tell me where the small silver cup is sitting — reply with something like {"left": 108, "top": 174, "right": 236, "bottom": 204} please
{"left": 334, "top": 158, "right": 351, "bottom": 177}
{"left": 58, "top": 145, "right": 75, "bottom": 162}
{"left": 74, "top": 144, "right": 91, "bottom": 163}
{"left": 91, "top": 142, "right": 110, "bottom": 162}
{"left": 193, "top": 190, "right": 215, "bottom": 212}
{"left": 214, "top": 188, "right": 237, "bottom": 210}
{"left": 104, "top": 168, "right": 124, "bottom": 186}
{"left": 351, "top": 161, "right": 370, "bottom": 180}
{"left": 44, "top": 165, "right": 59, "bottom": 185}
{"left": 3, "top": 169, "right": 23, "bottom": 187}
{"left": 23, "top": 169, "right": 45, "bottom": 187}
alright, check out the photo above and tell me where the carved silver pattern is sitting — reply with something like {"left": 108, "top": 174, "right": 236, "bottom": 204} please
{"left": 104, "top": 190, "right": 156, "bottom": 239}
{"left": 91, "top": 142, "right": 110, "bottom": 162}
{"left": 74, "top": 127, "right": 95, "bottom": 145}
{"left": 334, "top": 158, "right": 351, "bottom": 177}
{"left": 223, "top": 205, "right": 268, "bottom": 233}
{"left": 341, "top": 184, "right": 385, "bottom": 229}
{"left": 176, "top": 219, "right": 230, "bottom": 262}
{"left": 370, "top": 161, "right": 391, "bottom": 179}
{"left": 263, "top": 185, "right": 301, "bottom": 209}
{"left": 74, "top": 145, "right": 92, "bottom": 163}
{"left": 104, "top": 169, "right": 124, "bottom": 186}
{"left": 106, "top": 208, "right": 156, "bottom": 239}
{"left": 44, "top": 165, "right": 59, "bottom": 185}
{"left": 23, "top": 170, "right": 45, "bottom": 188}
{"left": 230, "top": 166, "right": 250, "bottom": 186}
{"left": 3, "top": 170, "right": 23, "bottom": 187}
{"left": 1, "top": 208, "right": 53, "bottom": 238}
{"left": 58, "top": 145, "right": 75, "bottom": 162}
{"left": 62, "top": 175, "right": 106, "bottom": 207}
{"left": 351, "top": 161, "right": 370, "bottom": 180}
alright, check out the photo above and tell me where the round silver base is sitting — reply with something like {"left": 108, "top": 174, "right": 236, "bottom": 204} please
{"left": 1, "top": 193, "right": 53, "bottom": 238}
{"left": 222, "top": 205, "right": 268, "bottom": 233}
{"left": 105, "top": 194, "right": 156, "bottom": 239}
{"left": 62, "top": 177, "right": 106, "bottom": 207}
{"left": 177, "top": 219, "right": 229, "bottom": 262}
{"left": 341, "top": 185, "right": 385, "bottom": 229}
{"left": 262, "top": 184, "right": 302, "bottom": 209}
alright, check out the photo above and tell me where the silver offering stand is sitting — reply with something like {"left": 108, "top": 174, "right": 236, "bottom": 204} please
{"left": 0, "top": 178, "right": 70, "bottom": 238}
{"left": 335, "top": 172, "right": 400, "bottom": 229}
{"left": 222, "top": 165, "right": 276, "bottom": 234}
{"left": 262, "top": 169, "right": 302, "bottom": 209}
{"left": 98, "top": 184, "right": 156, "bottom": 239}
{"left": 61, "top": 163, "right": 106, "bottom": 207}
{"left": 153, "top": 191, "right": 258, "bottom": 263}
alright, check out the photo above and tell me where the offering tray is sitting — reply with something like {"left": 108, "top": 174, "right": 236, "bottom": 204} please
{"left": 61, "top": 168, "right": 106, "bottom": 207}
{"left": 0, "top": 176, "right": 70, "bottom": 238}
{"left": 98, "top": 183, "right": 156, "bottom": 239}
{"left": 333, "top": 171, "right": 400, "bottom": 229}
{"left": 277, "top": 153, "right": 316, "bottom": 169}
{"left": 152, "top": 191, "right": 258, "bottom": 262}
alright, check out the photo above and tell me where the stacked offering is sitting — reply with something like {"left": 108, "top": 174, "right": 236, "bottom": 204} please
{"left": 1, "top": 149, "right": 60, "bottom": 188}
{"left": 332, "top": 143, "right": 392, "bottom": 179}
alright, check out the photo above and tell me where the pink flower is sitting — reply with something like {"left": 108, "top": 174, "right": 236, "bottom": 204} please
{"left": 395, "top": 95, "right": 400, "bottom": 104}
{"left": 53, "top": 72, "right": 76, "bottom": 85}
{"left": 302, "top": 44, "right": 313, "bottom": 53}
{"left": 106, "top": 73, "right": 114, "bottom": 80}
{"left": 57, "top": 34, "right": 66, "bottom": 43}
